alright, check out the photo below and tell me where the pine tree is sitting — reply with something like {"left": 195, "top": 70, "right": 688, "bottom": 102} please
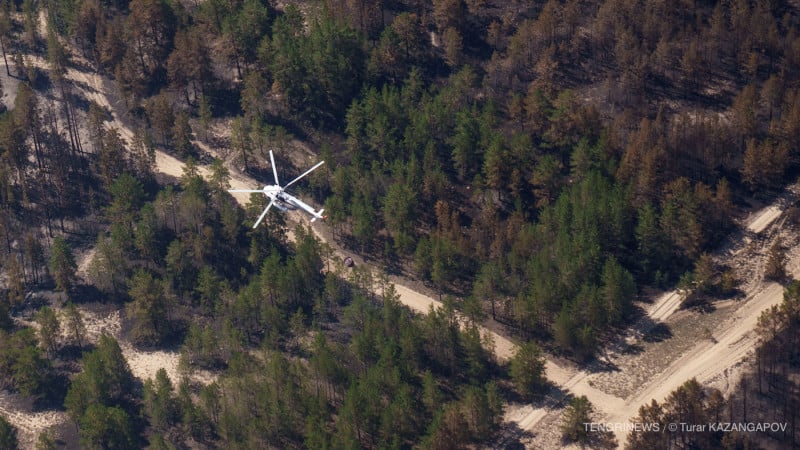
{"left": 4, "top": 255, "right": 24, "bottom": 307}
{"left": 35, "top": 306, "right": 59, "bottom": 357}
{"left": 13, "top": 344, "right": 51, "bottom": 398}
{"left": 241, "top": 71, "right": 269, "bottom": 122}
{"left": 63, "top": 302, "right": 86, "bottom": 348}
{"left": 0, "top": 7, "right": 11, "bottom": 77}
{"left": 22, "top": 233, "right": 44, "bottom": 285}
{"left": 198, "top": 95, "right": 212, "bottom": 142}
{"left": 561, "top": 395, "right": 593, "bottom": 444}
{"left": 125, "top": 0, "right": 178, "bottom": 82}
{"left": 98, "top": 128, "right": 127, "bottom": 189}
{"left": 130, "top": 128, "right": 156, "bottom": 181}
{"left": 230, "top": 116, "right": 252, "bottom": 171}
{"left": 46, "top": 23, "right": 67, "bottom": 83}
{"left": 65, "top": 335, "right": 134, "bottom": 420}
{"left": 88, "top": 233, "right": 128, "bottom": 295}
{"left": 382, "top": 182, "right": 417, "bottom": 254}
{"left": 600, "top": 257, "right": 636, "bottom": 325}
{"left": 0, "top": 414, "right": 17, "bottom": 450}
{"left": 127, "top": 270, "right": 169, "bottom": 347}
{"left": 442, "top": 27, "right": 463, "bottom": 68}
{"left": 168, "top": 27, "right": 213, "bottom": 105}
{"left": 35, "top": 429, "right": 55, "bottom": 450}
{"left": 50, "top": 237, "right": 76, "bottom": 293}
{"left": 134, "top": 203, "right": 160, "bottom": 263}
{"left": 0, "top": 292, "right": 12, "bottom": 331}
{"left": 765, "top": 238, "right": 787, "bottom": 281}
{"left": 509, "top": 341, "right": 547, "bottom": 399}
{"left": 147, "top": 92, "right": 176, "bottom": 147}
{"left": 79, "top": 404, "right": 135, "bottom": 449}
{"left": 143, "top": 368, "right": 178, "bottom": 431}
{"left": 172, "top": 111, "right": 194, "bottom": 157}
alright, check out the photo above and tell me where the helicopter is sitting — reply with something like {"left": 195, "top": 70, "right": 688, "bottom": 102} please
{"left": 229, "top": 150, "right": 325, "bottom": 228}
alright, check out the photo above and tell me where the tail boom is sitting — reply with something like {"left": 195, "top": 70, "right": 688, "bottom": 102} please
{"left": 311, "top": 208, "right": 326, "bottom": 223}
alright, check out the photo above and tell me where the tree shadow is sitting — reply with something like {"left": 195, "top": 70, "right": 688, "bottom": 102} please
{"left": 622, "top": 342, "right": 644, "bottom": 355}
{"left": 642, "top": 322, "right": 673, "bottom": 343}
{"left": 585, "top": 356, "right": 620, "bottom": 374}
{"left": 35, "top": 371, "right": 70, "bottom": 411}
{"left": 10, "top": 292, "right": 51, "bottom": 316}
{"left": 29, "top": 67, "right": 52, "bottom": 91}
{"left": 492, "top": 421, "right": 533, "bottom": 450}
{"left": 119, "top": 310, "right": 187, "bottom": 353}
{"left": 68, "top": 284, "right": 107, "bottom": 305}
{"left": 492, "top": 383, "right": 569, "bottom": 449}
{"left": 206, "top": 85, "right": 242, "bottom": 118}
{"left": 65, "top": 88, "right": 91, "bottom": 112}
{"left": 57, "top": 342, "right": 98, "bottom": 362}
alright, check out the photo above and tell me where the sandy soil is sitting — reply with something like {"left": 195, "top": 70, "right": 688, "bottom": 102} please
{"left": 83, "top": 308, "right": 218, "bottom": 386}
{"left": 0, "top": 62, "right": 21, "bottom": 110}
{"left": 0, "top": 306, "right": 121, "bottom": 448}
{"left": 60, "top": 305, "right": 215, "bottom": 387}
{"left": 0, "top": 394, "right": 66, "bottom": 450}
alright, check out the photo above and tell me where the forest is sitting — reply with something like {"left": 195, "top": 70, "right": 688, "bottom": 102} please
{"left": 0, "top": 0, "right": 799, "bottom": 448}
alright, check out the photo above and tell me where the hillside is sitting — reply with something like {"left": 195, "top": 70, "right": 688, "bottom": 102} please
{"left": 1, "top": 0, "right": 800, "bottom": 449}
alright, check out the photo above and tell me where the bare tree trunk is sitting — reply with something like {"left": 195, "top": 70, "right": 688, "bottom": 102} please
{"left": 0, "top": 37, "right": 8, "bottom": 76}
{"left": 742, "top": 377, "right": 748, "bottom": 423}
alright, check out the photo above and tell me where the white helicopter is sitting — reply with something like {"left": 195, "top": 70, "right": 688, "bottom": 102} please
{"left": 229, "top": 150, "right": 326, "bottom": 228}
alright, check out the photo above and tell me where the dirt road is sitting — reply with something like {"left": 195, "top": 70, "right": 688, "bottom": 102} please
{"left": 501, "top": 197, "right": 796, "bottom": 448}
{"left": 605, "top": 282, "right": 784, "bottom": 447}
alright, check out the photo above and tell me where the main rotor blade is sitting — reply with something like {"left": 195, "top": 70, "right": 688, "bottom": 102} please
{"left": 252, "top": 199, "right": 275, "bottom": 229}
{"left": 228, "top": 189, "right": 267, "bottom": 193}
{"left": 283, "top": 161, "right": 325, "bottom": 190}
{"left": 270, "top": 150, "right": 280, "bottom": 186}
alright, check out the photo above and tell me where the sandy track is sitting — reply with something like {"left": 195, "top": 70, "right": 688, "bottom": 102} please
{"left": 747, "top": 205, "right": 783, "bottom": 234}
{"left": 631, "top": 283, "right": 782, "bottom": 405}
{"left": 498, "top": 288, "right": 687, "bottom": 445}
{"left": 296, "top": 211, "right": 525, "bottom": 362}
{"left": 608, "top": 282, "right": 784, "bottom": 446}
{"left": 647, "top": 291, "right": 684, "bottom": 323}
